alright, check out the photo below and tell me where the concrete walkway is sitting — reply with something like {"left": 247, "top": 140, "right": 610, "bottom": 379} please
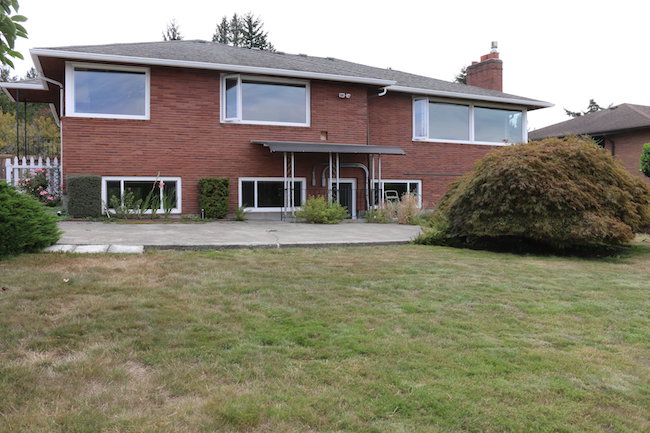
{"left": 46, "top": 220, "right": 423, "bottom": 253}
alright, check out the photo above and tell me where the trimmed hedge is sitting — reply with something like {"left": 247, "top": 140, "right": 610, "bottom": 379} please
{"left": 0, "top": 182, "right": 60, "bottom": 256}
{"left": 416, "top": 136, "right": 650, "bottom": 253}
{"left": 67, "top": 175, "right": 102, "bottom": 218}
{"left": 198, "top": 178, "right": 229, "bottom": 218}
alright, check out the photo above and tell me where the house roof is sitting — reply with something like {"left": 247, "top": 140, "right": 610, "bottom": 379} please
{"left": 21, "top": 40, "right": 550, "bottom": 109}
{"left": 529, "top": 103, "right": 650, "bottom": 139}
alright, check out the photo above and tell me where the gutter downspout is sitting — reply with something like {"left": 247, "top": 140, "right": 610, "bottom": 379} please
{"left": 366, "top": 87, "right": 388, "bottom": 211}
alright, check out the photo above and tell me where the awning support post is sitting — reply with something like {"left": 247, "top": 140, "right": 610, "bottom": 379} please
{"left": 370, "top": 154, "right": 376, "bottom": 209}
{"left": 335, "top": 152, "right": 340, "bottom": 204}
{"left": 283, "top": 151, "right": 288, "bottom": 221}
{"left": 378, "top": 154, "right": 383, "bottom": 207}
{"left": 15, "top": 89, "right": 19, "bottom": 158}
{"left": 290, "top": 151, "right": 295, "bottom": 217}
{"left": 328, "top": 152, "right": 333, "bottom": 202}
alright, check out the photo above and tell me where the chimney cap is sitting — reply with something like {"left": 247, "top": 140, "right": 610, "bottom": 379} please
{"left": 491, "top": 41, "right": 498, "bottom": 53}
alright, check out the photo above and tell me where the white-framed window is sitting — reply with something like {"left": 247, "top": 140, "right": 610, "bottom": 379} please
{"left": 413, "top": 98, "right": 526, "bottom": 146}
{"left": 373, "top": 179, "right": 422, "bottom": 207}
{"left": 221, "top": 74, "right": 310, "bottom": 126}
{"left": 102, "top": 176, "right": 181, "bottom": 214}
{"left": 65, "top": 62, "right": 150, "bottom": 120}
{"left": 239, "top": 177, "right": 307, "bottom": 211}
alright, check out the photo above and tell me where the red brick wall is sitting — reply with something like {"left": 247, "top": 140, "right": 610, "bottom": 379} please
{"left": 466, "top": 56, "right": 503, "bottom": 92}
{"left": 368, "top": 92, "right": 496, "bottom": 208}
{"left": 62, "top": 63, "right": 505, "bottom": 214}
{"left": 62, "top": 65, "right": 370, "bottom": 214}
{"left": 602, "top": 130, "right": 650, "bottom": 184}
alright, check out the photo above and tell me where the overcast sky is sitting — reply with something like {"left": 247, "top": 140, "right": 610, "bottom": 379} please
{"left": 11, "top": 0, "right": 649, "bottom": 130}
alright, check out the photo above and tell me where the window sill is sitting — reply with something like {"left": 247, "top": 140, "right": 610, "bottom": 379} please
{"left": 222, "top": 119, "right": 310, "bottom": 128}
{"left": 67, "top": 112, "right": 150, "bottom": 121}
{"left": 243, "top": 207, "right": 303, "bottom": 212}
{"left": 412, "top": 137, "right": 513, "bottom": 147}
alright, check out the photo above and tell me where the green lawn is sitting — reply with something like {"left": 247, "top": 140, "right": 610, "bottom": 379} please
{"left": 1, "top": 243, "right": 649, "bottom": 433}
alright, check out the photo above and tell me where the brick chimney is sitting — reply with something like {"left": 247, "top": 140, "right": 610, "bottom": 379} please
{"left": 466, "top": 42, "right": 503, "bottom": 92}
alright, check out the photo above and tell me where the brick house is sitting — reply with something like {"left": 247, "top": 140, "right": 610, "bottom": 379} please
{"left": 529, "top": 104, "right": 650, "bottom": 184}
{"left": 1, "top": 41, "right": 550, "bottom": 218}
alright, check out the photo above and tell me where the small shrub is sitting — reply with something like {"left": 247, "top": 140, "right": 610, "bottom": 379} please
{"left": 198, "top": 178, "right": 229, "bottom": 219}
{"left": 235, "top": 206, "right": 248, "bottom": 221}
{"left": 295, "top": 195, "right": 349, "bottom": 224}
{"left": 67, "top": 175, "right": 102, "bottom": 218}
{"left": 418, "top": 136, "right": 650, "bottom": 254}
{"left": 396, "top": 193, "right": 421, "bottom": 224}
{"left": 365, "top": 208, "right": 392, "bottom": 223}
{"left": 641, "top": 143, "right": 650, "bottom": 178}
{"left": 0, "top": 182, "right": 61, "bottom": 256}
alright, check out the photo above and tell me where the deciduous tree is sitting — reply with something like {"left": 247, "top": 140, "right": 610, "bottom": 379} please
{"left": 0, "top": 0, "right": 27, "bottom": 68}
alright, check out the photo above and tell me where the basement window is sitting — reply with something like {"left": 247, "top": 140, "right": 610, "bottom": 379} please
{"left": 102, "top": 177, "right": 181, "bottom": 214}
{"left": 66, "top": 62, "right": 150, "bottom": 119}
{"left": 239, "top": 177, "right": 306, "bottom": 211}
{"left": 413, "top": 98, "right": 525, "bottom": 145}
{"left": 222, "top": 75, "right": 310, "bottom": 126}
{"left": 372, "top": 180, "right": 422, "bottom": 207}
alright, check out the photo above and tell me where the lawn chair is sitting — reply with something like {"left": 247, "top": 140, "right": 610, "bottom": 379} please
{"left": 384, "top": 190, "right": 400, "bottom": 203}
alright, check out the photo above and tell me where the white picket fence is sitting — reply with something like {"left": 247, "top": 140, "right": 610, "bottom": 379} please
{"left": 4, "top": 156, "right": 62, "bottom": 195}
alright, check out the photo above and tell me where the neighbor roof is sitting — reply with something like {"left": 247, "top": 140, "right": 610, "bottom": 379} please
{"left": 529, "top": 104, "right": 650, "bottom": 139}
{"left": 26, "top": 40, "right": 551, "bottom": 109}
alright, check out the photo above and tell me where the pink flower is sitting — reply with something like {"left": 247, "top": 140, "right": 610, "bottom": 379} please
{"left": 40, "top": 190, "right": 48, "bottom": 196}
{"left": 47, "top": 196, "right": 53, "bottom": 200}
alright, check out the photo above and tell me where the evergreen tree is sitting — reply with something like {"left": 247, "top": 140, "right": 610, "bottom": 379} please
{"left": 212, "top": 16, "right": 229, "bottom": 44}
{"left": 454, "top": 66, "right": 467, "bottom": 84}
{"left": 212, "top": 13, "right": 275, "bottom": 51}
{"left": 241, "top": 12, "right": 274, "bottom": 50}
{"left": 564, "top": 99, "right": 607, "bottom": 118}
{"left": 229, "top": 13, "right": 242, "bottom": 47}
{"left": 162, "top": 19, "right": 183, "bottom": 41}
{"left": 24, "top": 66, "right": 36, "bottom": 78}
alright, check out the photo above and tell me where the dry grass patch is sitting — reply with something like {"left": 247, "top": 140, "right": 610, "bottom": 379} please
{"left": 1, "top": 243, "right": 649, "bottom": 432}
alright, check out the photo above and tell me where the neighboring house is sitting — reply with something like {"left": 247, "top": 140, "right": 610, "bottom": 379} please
{"left": 529, "top": 104, "right": 650, "bottom": 184}
{"left": 1, "top": 41, "right": 550, "bottom": 218}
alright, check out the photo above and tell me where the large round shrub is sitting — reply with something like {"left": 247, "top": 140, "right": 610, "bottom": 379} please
{"left": 418, "top": 136, "right": 650, "bottom": 253}
{"left": 0, "top": 182, "right": 61, "bottom": 256}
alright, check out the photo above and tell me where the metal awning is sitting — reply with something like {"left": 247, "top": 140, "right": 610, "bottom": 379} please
{"left": 252, "top": 140, "right": 405, "bottom": 155}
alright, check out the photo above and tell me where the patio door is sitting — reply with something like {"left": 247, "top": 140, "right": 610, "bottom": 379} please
{"left": 330, "top": 178, "right": 356, "bottom": 219}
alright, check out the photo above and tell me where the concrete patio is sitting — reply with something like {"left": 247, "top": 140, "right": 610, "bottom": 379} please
{"left": 47, "top": 220, "right": 423, "bottom": 253}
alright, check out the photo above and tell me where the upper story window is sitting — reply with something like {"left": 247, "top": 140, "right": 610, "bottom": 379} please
{"left": 66, "top": 62, "right": 150, "bottom": 120}
{"left": 413, "top": 98, "right": 525, "bottom": 145}
{"left": 221, "top": 74, "right": 310, "bottom": 126}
